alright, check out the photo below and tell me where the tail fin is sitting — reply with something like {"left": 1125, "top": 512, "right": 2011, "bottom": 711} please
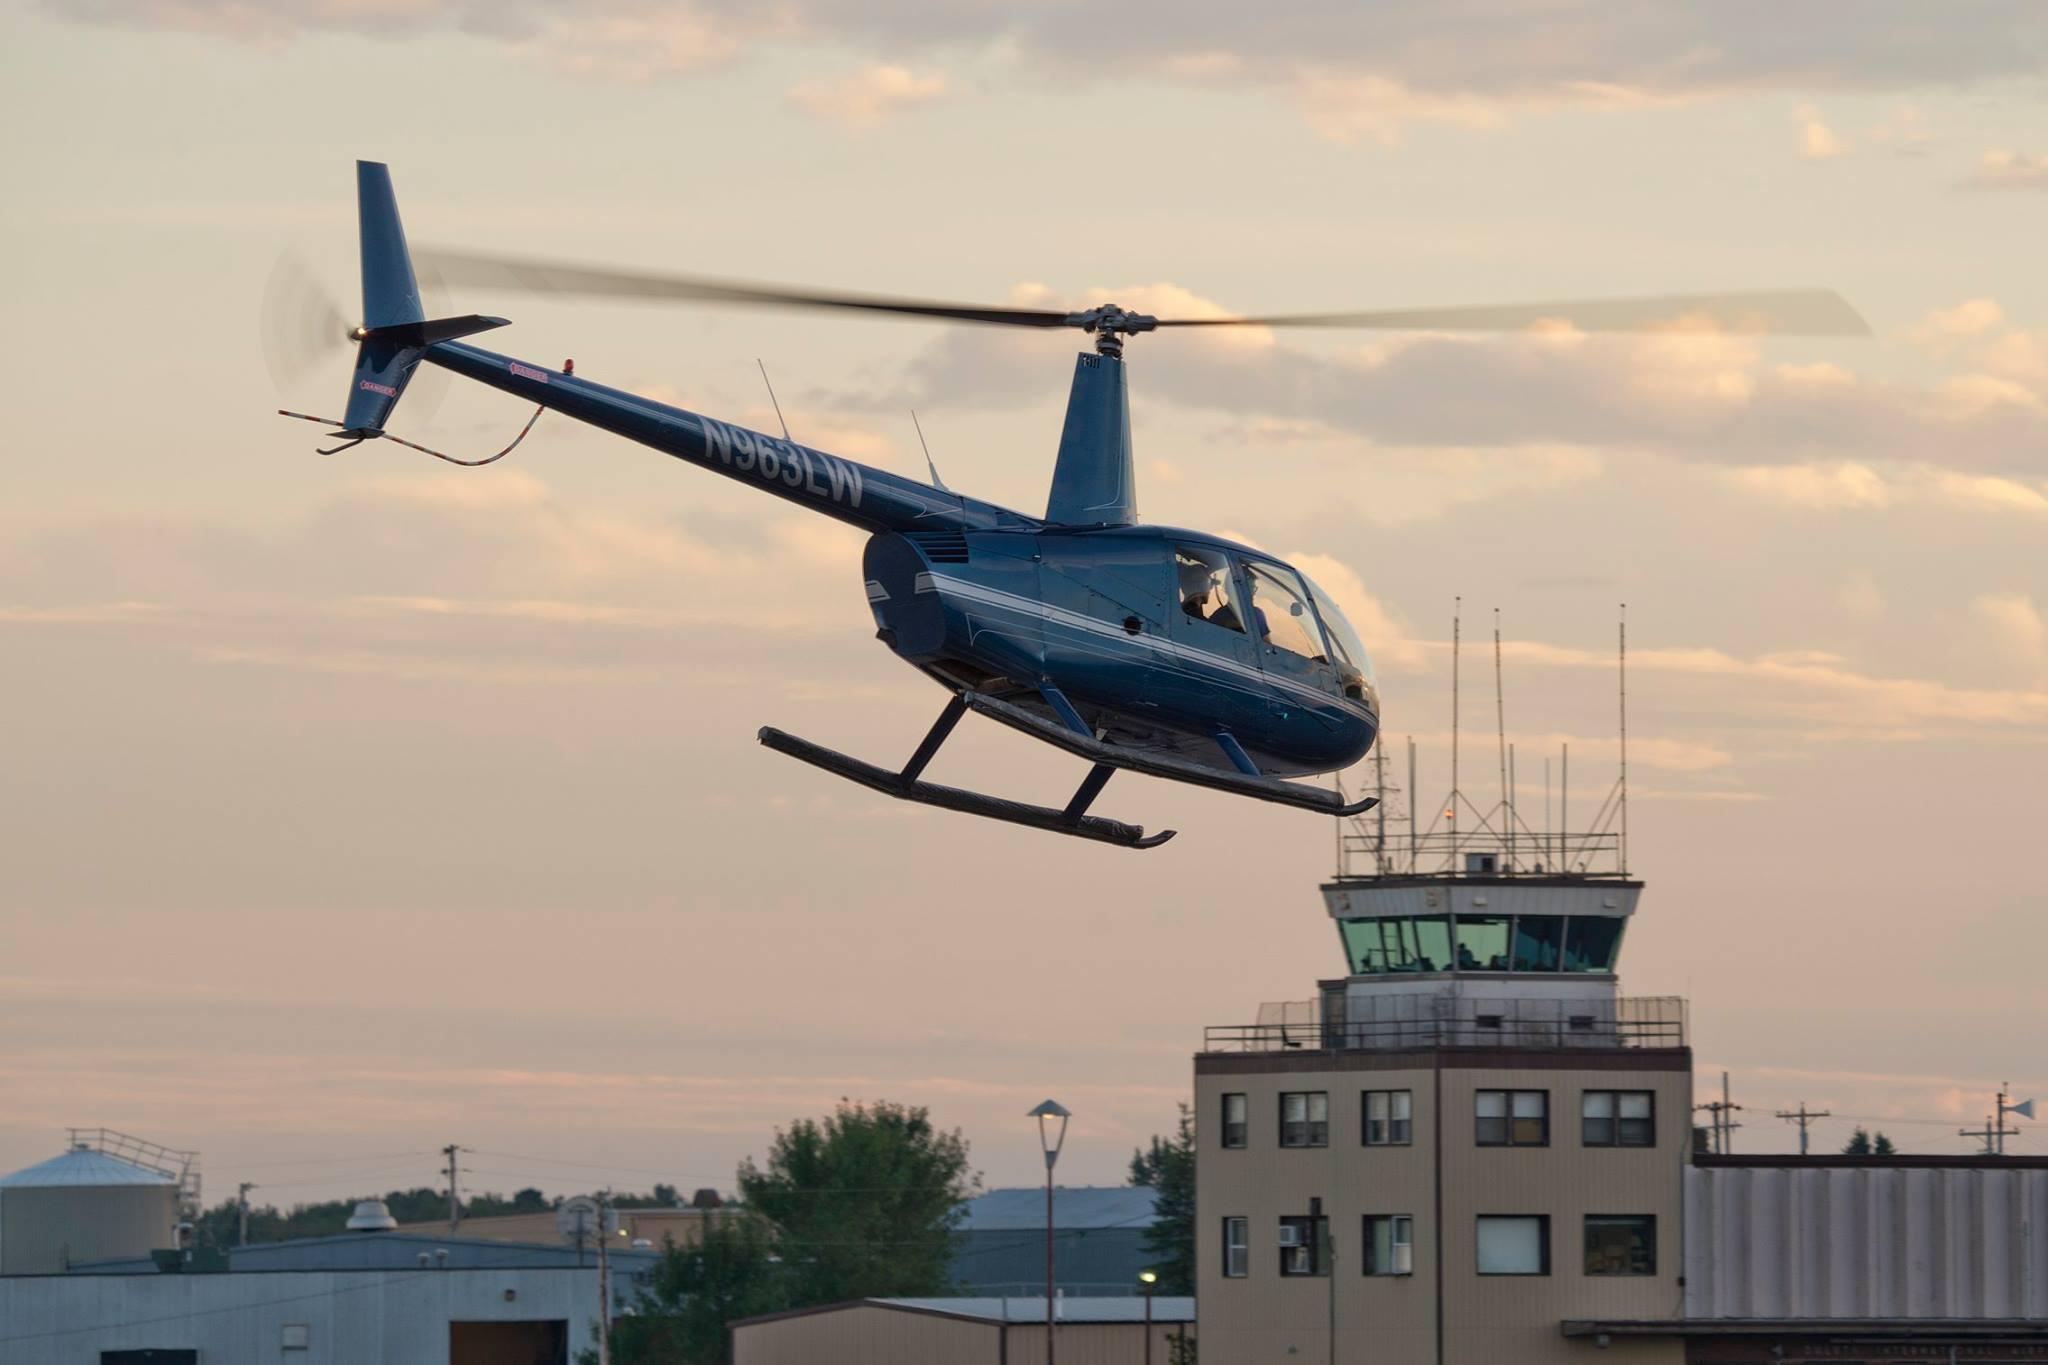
{"left": 338, "top": 161, "right": 508, "bottom": 435}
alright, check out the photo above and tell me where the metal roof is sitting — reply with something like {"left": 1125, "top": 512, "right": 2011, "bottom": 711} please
{"left": 958, "top": 1186, "right": 1156, "bottom": 1232}
{"left": 882, "top": 1296, "right": 1194, "bottom": 1324}
{"left": 0, "top": 1147, "right": 178, "bottom": 1189}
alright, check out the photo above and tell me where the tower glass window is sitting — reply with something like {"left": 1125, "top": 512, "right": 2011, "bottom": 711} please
{"left": 1221, "top": 1093, "right": 1248, "bottom": 1149}
{"left": 1563, "top": 916, "right": 1625, "bottom": 972}
{"left": 1244, "top": 561, "right": 1327, "bottom": 662}
{"left": 1511, "top": 915, "right": 1564, "bottom": 971}
{"left": 1584, "top": 1215, "right": 1656, "bottom": 1275}
{"left": 1364, "top": 1090, "right": 1412, "bottom": 1146}
{"left": 1281, "top": 1091, "right": 1329, "bottom": 1147}
{"left": 1454, "top": 915, "right": 1511, "bottom": 971}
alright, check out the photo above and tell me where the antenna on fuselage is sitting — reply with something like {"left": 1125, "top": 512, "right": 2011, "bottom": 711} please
{"left": 910, "top": 409, "right": 951, "bottom": 493}
{"left": 756, "top": 358, "right": 793, "bottom": 442}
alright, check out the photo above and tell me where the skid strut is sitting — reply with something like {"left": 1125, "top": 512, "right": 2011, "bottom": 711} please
{"left": 758, "top": 696, "right": 1175, "bottom": 850}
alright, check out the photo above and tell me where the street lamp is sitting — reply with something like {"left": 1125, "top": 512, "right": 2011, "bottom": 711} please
{"left": 1138, "top": 1270, "right": 1158, "bottom": 1365}
{"left": 1029, "top": 1100, "right": 1072, "bottom": 1365}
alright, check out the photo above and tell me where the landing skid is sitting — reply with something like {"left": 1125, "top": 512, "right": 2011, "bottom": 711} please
{"left": 758, "top": 696, "right": 1176, "bottom": 850}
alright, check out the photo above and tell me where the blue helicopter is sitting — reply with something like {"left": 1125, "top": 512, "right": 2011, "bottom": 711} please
{"left": 276, "top": 162, "right": 1866, "bottom": 849}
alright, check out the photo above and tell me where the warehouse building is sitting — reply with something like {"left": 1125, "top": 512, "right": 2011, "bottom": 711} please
{"left": 732, "top": 1295, "right": 1192, "bottom": 1365}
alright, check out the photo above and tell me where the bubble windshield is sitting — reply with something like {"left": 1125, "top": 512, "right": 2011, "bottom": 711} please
{"left": 1300, "top": 571, "right": 1376, "bottom": 700}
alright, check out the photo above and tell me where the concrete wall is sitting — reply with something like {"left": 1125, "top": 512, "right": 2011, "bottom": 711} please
{"left": 1196, "top": 1048, "right": 1689, "bottom": 1365}
{"left": 0, "top": 1268, "right": 603, "bottom": 1363}
{"left": 0, "top": 1185, "right": 177, "bottom": 1275}
{"left": 1685, "top": 1163, "right": 2048, "bottom": 1319}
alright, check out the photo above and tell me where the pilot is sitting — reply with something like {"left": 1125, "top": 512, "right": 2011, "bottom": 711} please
{"left": 1178, "top": 558, "right": 1216, "bottom": 621}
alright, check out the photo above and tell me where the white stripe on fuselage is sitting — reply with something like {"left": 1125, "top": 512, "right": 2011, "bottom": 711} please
{"left": 925, "top": 573, "right": 1374, "bottom": 719}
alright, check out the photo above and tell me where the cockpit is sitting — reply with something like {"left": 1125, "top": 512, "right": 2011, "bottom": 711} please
{"left": 1174, "top": 545, "right": 1378, "bottom": 709}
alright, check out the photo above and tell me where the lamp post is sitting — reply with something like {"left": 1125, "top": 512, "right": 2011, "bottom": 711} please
{"left": 1138, "top": 1270, "right": 1157, "bottom": 1365}
{"left": 1029, "top": 1100, "right": 1071, "bottom": 1365}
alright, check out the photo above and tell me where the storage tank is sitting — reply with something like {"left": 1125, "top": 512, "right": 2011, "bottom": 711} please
{"left": 0, "top": 1143, "right": 180, "bottom": 1273}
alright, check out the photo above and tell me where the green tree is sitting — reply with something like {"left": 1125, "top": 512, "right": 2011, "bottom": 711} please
{"left": 1842, "top": 1128, "right": 1896, "bottom": 1155}
{"left": 584, "top": 1214, "right": 788, "bottom": 1365}
{"left": 1128, "top": 1104, "right": 1196, "bottom": 1294}
{"left": 739, "top": 1099, "right": 978, "bottom": 1304}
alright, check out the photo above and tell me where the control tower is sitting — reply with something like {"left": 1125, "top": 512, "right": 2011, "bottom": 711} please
{"left": 1193, "top": 746, "right": 1691, "bottom": 1365}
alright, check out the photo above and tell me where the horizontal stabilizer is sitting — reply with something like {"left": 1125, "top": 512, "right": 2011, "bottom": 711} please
{"left": 361, "top": 313, "right": 511, "bottom": 348}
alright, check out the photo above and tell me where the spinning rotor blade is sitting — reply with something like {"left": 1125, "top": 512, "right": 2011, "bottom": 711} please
{"left": 415, "top": 249, "right": 1077, "bottom": 329}
{"left": 1159, "top": 289, "right": 1871, "bottom": 336}
{"left": 417, "top": 247, "right": 1868, "bottom": 338}
{"left": 260, "top": 251, "right": 349, "bottom": 391}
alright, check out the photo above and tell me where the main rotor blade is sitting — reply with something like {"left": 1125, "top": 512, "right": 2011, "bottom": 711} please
{"left": 1158, "top": 289, "right": 1871, "bottom": 336}
{"left": 415, "top": 249, "right": 1077, "bottom": 329}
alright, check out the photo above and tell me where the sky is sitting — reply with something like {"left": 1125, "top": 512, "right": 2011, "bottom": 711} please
{"left": 2, "top": 2, "right": 2045, "bottom": 1211}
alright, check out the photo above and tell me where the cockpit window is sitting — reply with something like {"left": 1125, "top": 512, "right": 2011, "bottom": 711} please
{"left": 1299, "top": 571, "right": 1376, "bottom": 700}
{"left": 1244, "top": 561, "right": 1326, "bottom": 663}
{"left": 1176, "top": 546, "right": 1244, "bottom": 634}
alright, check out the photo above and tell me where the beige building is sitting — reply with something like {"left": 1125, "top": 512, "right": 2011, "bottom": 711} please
{"left": 732, "top": 1296, "right": 1193, "bottom": 1365}
{"left": 1196, "top": 836, "right": 1690, "bottom": 1365}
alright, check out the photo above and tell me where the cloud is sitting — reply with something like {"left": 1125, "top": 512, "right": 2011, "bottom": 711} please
{"left": 787, "top": 64, "right": 947, "bottom": 126}
{"left": 1962, "top": 149, "right": 2048, "bottom": 191}
{"left": 1972, "top": 592, "right": 2048, "bottom": 683}
{"left": 48, "top": 1, "right": 2048, "bottom": 138}
{"left": 1796, "top": 105, "right": 1846, "bottom": 159}
{"left": 855, "top": 291, "right": 2048, "bottom": 476}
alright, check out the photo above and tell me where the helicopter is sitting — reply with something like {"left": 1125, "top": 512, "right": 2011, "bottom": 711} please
{"left": 275, "top": 161, "right": 1866, "bottom": 850}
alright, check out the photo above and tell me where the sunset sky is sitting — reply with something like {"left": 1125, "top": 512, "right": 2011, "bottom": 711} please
{"left": 3, "top": 3, "right": 2045, "bottom": 1208}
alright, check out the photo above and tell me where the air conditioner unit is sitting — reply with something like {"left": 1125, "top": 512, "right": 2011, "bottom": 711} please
{"left": 1391, "top": 1244, "right": 1414, "bottom": 1275}
{"left": 1276, "top": 1225, "right": 1304, "bottom": 1248}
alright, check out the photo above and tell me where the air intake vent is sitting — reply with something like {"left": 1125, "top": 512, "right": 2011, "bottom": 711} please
{"left": 908, "top": 531, "right": 970, "bottom": 564}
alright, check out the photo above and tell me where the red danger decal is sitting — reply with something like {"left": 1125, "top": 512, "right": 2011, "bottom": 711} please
{"left": 358, "top": 379, "right": 398, "bottom": 397}
{"left": 508, "top": 362, "right": 550, "bottom": 384}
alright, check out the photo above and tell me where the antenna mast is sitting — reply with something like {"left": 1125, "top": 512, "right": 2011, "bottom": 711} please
{"left": 1619, "top": 603, "right": 1629, "bottom": 874}
{"left": 1450, "top": 597, "right": 1461, "bottom": 871}
{"left": 1494, "top": 608, "right": 1508, "bottom": 869}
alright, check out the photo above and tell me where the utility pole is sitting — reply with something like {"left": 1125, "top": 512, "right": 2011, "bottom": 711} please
{"left": 237, "top": 1182, "right": 257, "bottom": 1246}
{"left": 1960, "top": 1116, "right": 1998, "bottom": 1154}
{"left": 1774, "top": 1102, "right": 1830, "bottom": 1156}
{"left": 597, "top": 1195, "right": 613, "bottom": 1365}
{"left": 442, "top": 1145, "right": 463, "bottom": 1231}
{"left": 1994, "top": 1082, "right": 2036, "bottom": 1154}
{"left": 1694, "top": 1071, "right": 1744, "bottom": 1154}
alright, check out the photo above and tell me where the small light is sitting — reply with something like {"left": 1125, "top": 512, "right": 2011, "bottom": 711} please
{"left": 1139, "top": 1271, "right": 1157, "bottom": 1284}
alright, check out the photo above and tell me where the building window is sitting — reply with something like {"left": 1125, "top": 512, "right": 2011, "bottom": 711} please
{"left": 1363, "top": 1090, "right": 1412, "bottom": 1146}
{"left": 1475, "top": 1089, "right": 1548, "bottom": 1146}
{"left": 1278, "top": 1215, "right": 1328, "bottom": 1276}
{"left": 1222, "top": 1216, "right": 1249, "bottom": 1278}
{"left": 1221, "top": 1093, "right": 1248, "bottom": 1149}
{"left": 1563, "top": 916, "right": 1625, "bottom": 972}
{"left": 1454, "top": 914, "right": 1511, "bottom": 971}
{"left": 1281, "top": 1091, "right": 1329, "bottom": 1148}
{"left": 1475, "top": 1215, "right": 1550, "bottom": 1275}
{"left": 1363, "top": 1215, "right": 1414, "bottom": 1276}
{"left": 1582, "top": 1091, "right": 1655, "bottom": 1147}
{"left": 1584, "top": 1215, "right": 1656, "bottom": 1276}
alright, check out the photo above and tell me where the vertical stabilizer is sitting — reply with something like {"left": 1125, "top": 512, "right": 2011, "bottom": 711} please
{"left": 1045, "top": 352, "right": 1137, "bottom": 527}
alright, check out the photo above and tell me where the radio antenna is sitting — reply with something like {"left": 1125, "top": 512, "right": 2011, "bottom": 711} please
{"left": 910, "top": 409, "right": 951, "bottom": 492}
{"left": 1494, "top": 607, "right": 1508, "bottom": 858}
{"left": 756, "top": 358, "right": 793, "bottom": 442}
{"left": 1619, "top": 602, "right": 1629, "bottom": 874}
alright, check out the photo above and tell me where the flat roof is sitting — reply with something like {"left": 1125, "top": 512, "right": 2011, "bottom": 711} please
{"left": 734, "top": 1296, "right": 1195, "bottom": 1329}
{"left": 1693, "top": 1154, "right": 2048, "bottom": 1170}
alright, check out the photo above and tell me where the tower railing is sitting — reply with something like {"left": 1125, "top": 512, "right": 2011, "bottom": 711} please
{"left": 1203, "top": 995, "right": 1686, "bottom": 1053}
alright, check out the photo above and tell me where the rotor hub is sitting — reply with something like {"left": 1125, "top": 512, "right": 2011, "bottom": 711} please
{"left": 1065, "top": 304, "right": 1158, "bottom": 358}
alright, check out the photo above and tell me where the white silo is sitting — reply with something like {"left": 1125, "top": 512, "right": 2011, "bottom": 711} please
{"left": 0, "top": 1139, "right": 182, "bottom": 1273}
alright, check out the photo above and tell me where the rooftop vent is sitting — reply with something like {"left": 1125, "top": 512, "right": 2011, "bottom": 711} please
{"left": 1464, "top": 853, "right": 1498, "bottom": 875}
{"left": 345, "top": 1199, "right": 397, "bottom": 1231}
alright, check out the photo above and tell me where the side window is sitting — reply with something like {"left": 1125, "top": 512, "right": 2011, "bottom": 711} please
{"left": 1222, "top": 1216, "right": 1249, "bottom": 1277}
{"left": 1363, "top": 1090, "right": 1413, "bottom": 1146}
{"left": 1175, "top": 546, "right": 1243, "bottom": 633}
{"left": 1278, "top": 1215, "right": 1328, "bottom": 1276}
{"left": 1363, "top": 1215, "right": 1414, "bottom": 1275}
{"left": 1476, "top": 1089, "right": 1549, "bottom": 1146}
{"left": 1583, "top": 1091, "right": 1655, "bottom": 1147}
{"left": 1280, "top": 1091, "right": 1329, "bottom": 1148}
{"left": 1243, "top": 561, "right": 1327, "bottom": 662}
{"left": 1221, "top": 1093, "right": 1248, "bottom": 1149}
{"left": 1585, "top": 1215, "right": 1657, "bottom": 1275}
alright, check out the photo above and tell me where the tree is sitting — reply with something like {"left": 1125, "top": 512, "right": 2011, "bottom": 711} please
{"left": 1843, "top": 1128, "right": 1896, "bottom": 1155}
{"left": 739, "top": 1099, "right": 978, "bottom": 1304}
{"left": 585, "top": 1214, "right": 789, "bottom": 1365}
{"left": 1128, "top": 1104, "right": 1196, "bottom": 1294}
